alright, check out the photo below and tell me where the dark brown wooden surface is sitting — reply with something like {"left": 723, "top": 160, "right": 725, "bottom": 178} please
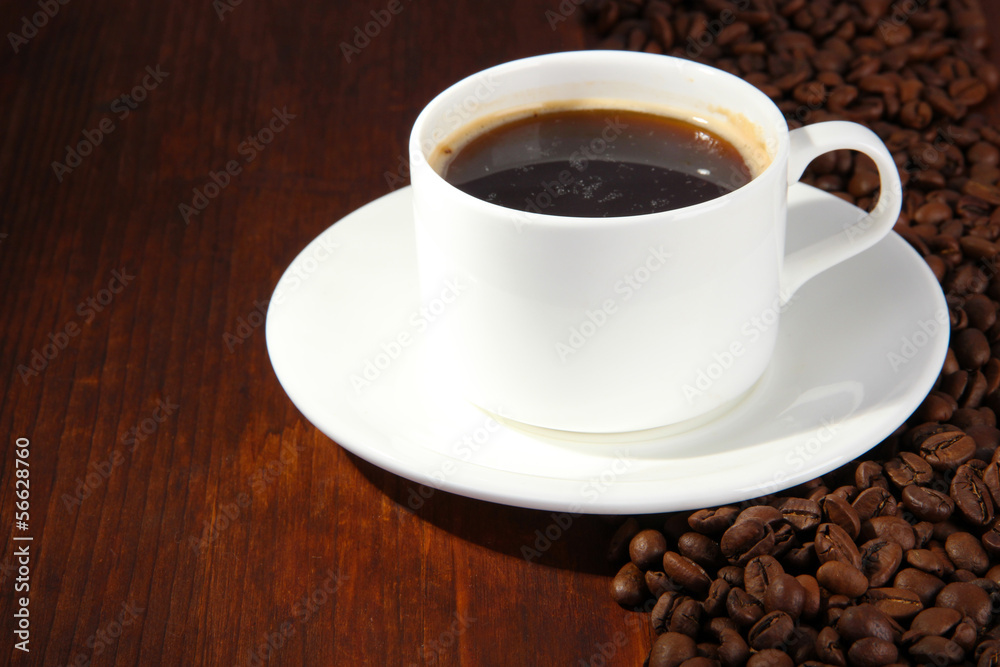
{"left": 2, "top": 2, "right": 1000, "bottom": 666}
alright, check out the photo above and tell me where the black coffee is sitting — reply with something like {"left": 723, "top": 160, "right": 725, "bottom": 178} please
{"left": 437, "top": 107, "right": 752, "bottom": 217}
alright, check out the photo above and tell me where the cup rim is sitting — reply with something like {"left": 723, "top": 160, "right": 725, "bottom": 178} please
{"left": 409, "top": 50, "right": 791, "bottom": 227}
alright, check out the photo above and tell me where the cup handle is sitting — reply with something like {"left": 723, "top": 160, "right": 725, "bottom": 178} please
{"left": 781, "top": 121, "right": 902, "bottom": 300}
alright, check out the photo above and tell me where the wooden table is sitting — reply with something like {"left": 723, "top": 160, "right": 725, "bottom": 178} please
{"left": 2, "top": 1, "right": 1000, "bottom": 666}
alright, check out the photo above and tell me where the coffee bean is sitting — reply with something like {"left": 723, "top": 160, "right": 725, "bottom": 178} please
{"left": 884, "top": 452, "right": 934, "bottom": 488}
{"left": 717, "top": 630, "right": 749, "bottom": 667}
{"left": 612, "top": 562, "right": 649, "bottom": 608}
{"left": 720, "top": 520, "right": 775, "bottom": 566}
{"left": 907, "top": 547, "right": 954, "bottom": 578}
{"left": 903, "top": 606, "right": 963, "bottom": 644}
{"left": 631, "top": 529, "right": 669, "bottom": 570}
{"left": 717, "top": 566, "right": 743, "bottom": 589}
{"left": 861, "top": 516, "right": 916, "bottom": 551}
{"left": 816, "top": 626, "right": 846, "bottom": 666}
{"left": 865, "top": 587, "right": 924, "bottom": 621}
{"left": 748, "top": 611, "right": 794, "bottom": 651}
{"left": 703, "top": 578, "right": 730, "bottom": 617}
{"left": 670, "top": 598, "right": 703, "bottom": 637}
{"left": 860, "top": 538, "right": 904, "bottom": 588}
{"left": 817, "top": 560, "right": 869, "bottom": 598}
{"left": 936, "top": 581, "right": 993, "bottom": 628}
{"left": 663, "top": 552, "right": 713, "bottom": 596}
{"left": 894, "top": 568, "right": 946, "bottom": 607}
{"left": 918, "top": 431, "right": 976, "bottom": 470}
{"left": 853, "top": 487, "right": 897, "bottom": 521}
{"left": 952, "top": 463, "right": 996, "bottom": 526}
{"left": 946, "top": 532, "right": 991, "bottom": 575}
{"left": 746, "top": 649, "right": 793, "bottom": 667}
{"left": 762, "top": 573, "right": 806, "bottom": 619}
{"left": 778, "top": 498, "right": 821, "bottom": 531}
{"left": 648, "top": 632, "right": 698, "bottom": 667}
{"left": 647, "top": 571, "right": 676, "bottom": 599}
{"left": 725, "top": 587, "right": 764, "bottom": 628}
{"left": 821, "top": 495, "right": 862, "bottom": 539}
{"left": 796, "top": 574, "right": 821, "bottom": 619}
{"left": 652, "top": 591, "right": 684, "bottom": 635}
{"left": 689, "top": 507, "right": 740, "bottom": 535}
{"left": 815, "top": 523, "right": 862, "bottom": 569}
{"left": 677, "top": 532, "right": 724, "bottom": 570}
{"left": 848, "top": 637, "right": 898, "bottom": 667}
{"left": 744, "top": 555, "right": 783, "bottom": 602}
{"left": 908, "top": 635, "right": 965, "bottom": 665}
{"left": 956, "top": 328, "right": 992, "bottom": 369}
{"left": 836, "top": 603, "right": 902, "bottom": 644}
{"left": 902, "top": 485, "right": 956, "bottom": 523}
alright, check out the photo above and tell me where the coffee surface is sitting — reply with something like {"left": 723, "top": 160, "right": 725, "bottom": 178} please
{"left": 439, "top": 108, "right": 751, "bottom": 217}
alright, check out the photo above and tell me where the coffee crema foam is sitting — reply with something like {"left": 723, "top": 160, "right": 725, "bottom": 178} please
{"left": 430, "top": 100, "right": 773, "bottom": 217}
{"left": 428, "top": 98, "right": 774, "bottom": 183}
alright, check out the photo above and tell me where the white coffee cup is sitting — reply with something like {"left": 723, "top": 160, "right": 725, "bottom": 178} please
{"left": 409, "top": 51, "right": 902, "bottom": 434}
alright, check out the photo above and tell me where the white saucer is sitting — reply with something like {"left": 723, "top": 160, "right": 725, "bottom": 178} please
{"left": 265, "top": 185, "right": 948, "bottom": 514}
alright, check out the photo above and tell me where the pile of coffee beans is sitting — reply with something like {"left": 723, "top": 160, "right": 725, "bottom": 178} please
{"left": 582, "top": 0, "right": 1000, "bottom": 665}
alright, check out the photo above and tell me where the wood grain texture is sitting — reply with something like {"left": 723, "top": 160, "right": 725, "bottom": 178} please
{"left": 0, "top": 1, "right": 646, "bottom": 666}
{"left": 2, "top": 1, "right": 1000, "bottom": 666}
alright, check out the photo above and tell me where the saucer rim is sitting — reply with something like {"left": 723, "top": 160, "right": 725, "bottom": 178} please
{"left": 265, "top": 184, "right": 948, "bottom": 513}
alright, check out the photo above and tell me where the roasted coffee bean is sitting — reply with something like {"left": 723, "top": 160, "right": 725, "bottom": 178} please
{"left": 612, "top": 562, "right": 649, "bottom": 608}
{"left": 884, "top": 452, "right": 934, "bottom": 488}
{"left": 862, "top": 516, "right": 916, "bottom": 551}
{"left": 936, "top": 581, "right": 993, "bottom": 628}
{"left": 848, "top": 637, "right": 898, "bottom": 667}
{"left": 726, "top": 587, "right": 764, "bottom": 628}
{"left": 908, "top": 635, "right": 965, "bottom": 665}
{"left": 894, "top": 568, "right": 947, "bottom": 607}
{"left": 853, "top": 487, "right": 896, "bottom": 521}
{"left": 653, "top": 592, "right": 683, "bottom": 635}
{"left": 746, "top": 649, "right": 793, "bottom": 667}
{"left": 865, "top": 587, "right": 923, "bottom": 621}
{"left": 648, "top": 632, "right": 698, "bottom": 667}
{"left": 670, "top": 598, "right": 703, "bottom": 637}
{"left": 836, "top": 603, "right": 902, "bottom": 645}
{"left": 703, "top": 578, "right": 730, "bottom": 617}
{"left": 647, "top": 571, "right": 676, "bottom": 599}
{"left": 902, "top": 606, "right": 963, "bottom": 644}
{"left": 778, "top": 498, "right": 822, "bottom": 531}
{"left": 820, "top": 495, "right": 862, "bottom": 539}
{"left": 952, "top": 463, "right": 996, "bottom": 526}
{"left": 956, "top": 328, "right": 992, "bottom": 369}
{"left": 744, "top": 555, "right": 783, "bottom": 601}
{"left": 946, "top": 532, "right": 990, "bottom": 575}
{"left": 736, "top": 505, "right": 784, "bottom": 529}
{"left": 631, "top": 529, "right": 669, "bottom": 571}
{"left": 919, "top": 430, "right": 977, "bottom": 470}
{"left": 678, "top": 532, "right": 724, "bottom": 570}
{"left": 717, "top": 630, "right": 749, "bottom": 667}
{"left": 860, "top": 538, "right": 904, "bottom": 588}
{"left": 953, "top": 620, "right": 978, "bottom": 652}
{"left": 762, "top": 573, "right": 806, "bottom": 619}
{"left": 815, "top": 626, "right": 846, "bottom": 667}
{"left": 902, "top": 485, "right": 955, "bottom": 523}
{"left": 663, "top": 552, "right": 713, "bottom": 596}
{"left": 689, "top": 507, "right": 740, "bottom": 535}
{"left": 796, "top": 574, "right": 821, "bottom": 619}
{"left": 717, "top": 566, "right": 744, "bottom": 589}
{"left": 720, "top": 519, "right": 775, "bottom": 566}
{"left": 748, "top": 611, "right": 795, "bottom": 651}
{"left": 906, "top": 547, "right": 953, "bottom": 578}
{"left": 815, "top": 523, "right": 862, "bottom": 569}
{"left": 678, "top": 658, "right": 716, "bottom": 667}
{"left": 817, "top": 560, "right": 869, "bottom": 598}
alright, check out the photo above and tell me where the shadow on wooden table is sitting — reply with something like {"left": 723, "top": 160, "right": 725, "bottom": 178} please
{"left": 346, "top": 451, "right": 632, "bottom": 576}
